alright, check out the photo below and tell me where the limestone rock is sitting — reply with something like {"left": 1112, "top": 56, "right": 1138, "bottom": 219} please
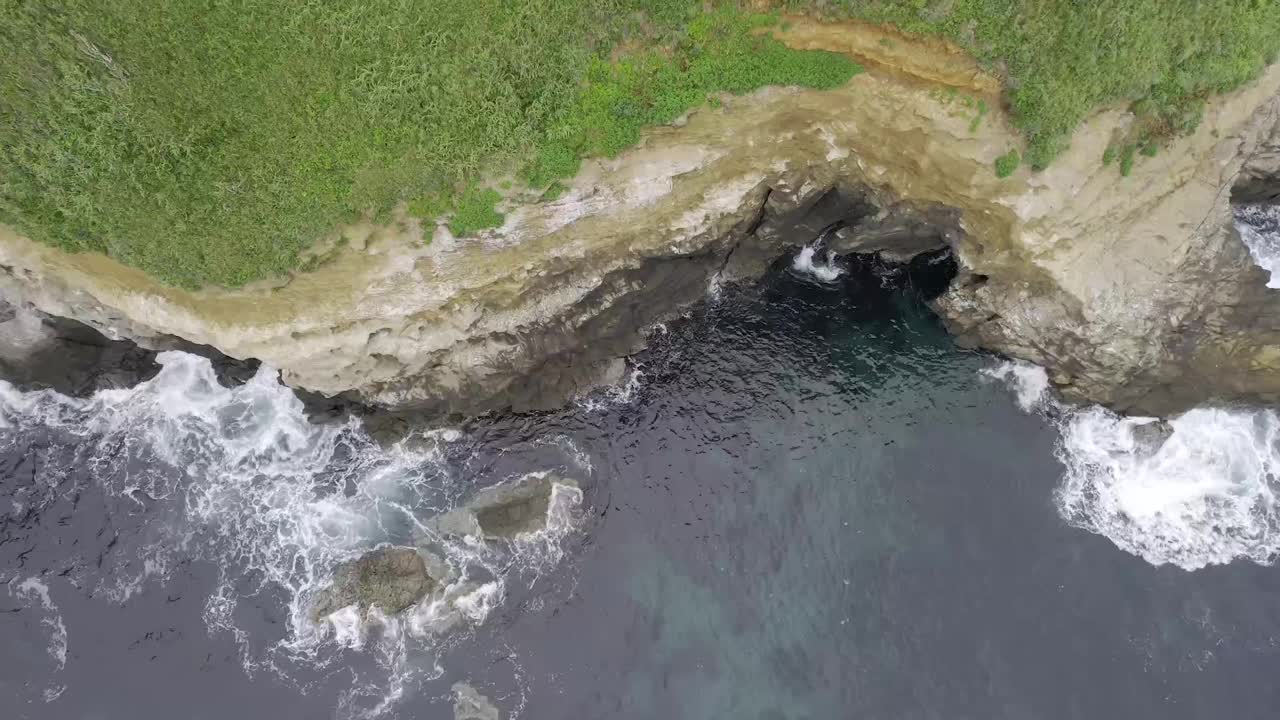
{"left": 431, "top": 475, "right": 578, "bottom": 541}
{"left": 310, "top": 546, "right": 439, "bottom": 621}
{"left": 1130, "top": 419, "right": 1175, "bottom": 457}
{"left": 1236, "top": 114, "right": 1280, "bottom": 204}
{"left": 452, "top": 683, "right": 499, "bottom": 720}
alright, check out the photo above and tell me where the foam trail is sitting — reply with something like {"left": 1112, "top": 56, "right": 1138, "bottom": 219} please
{"left": 10, "top": 577, "right": 68, "bottom": 670}
{"left": 1235, "top": 203, "right": 1280, "bottom": 288}
{"left": 9, "top": 577, "right": 68, "bottom": 702}
{"left": 986, "top": 359, "right": 1280, "bottom": 571}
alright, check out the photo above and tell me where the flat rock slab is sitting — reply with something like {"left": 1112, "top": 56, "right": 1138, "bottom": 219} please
{"left": 453, "top": 683, "right": 499, "bottom": 720}
{"left": 432, "top": 474, "right": 578, "bottom": 541}
{"left": 311, "top": 546, "right": 437, "bottom": 620}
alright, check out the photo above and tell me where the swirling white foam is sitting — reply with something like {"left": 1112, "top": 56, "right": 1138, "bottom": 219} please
{"left": 7, "top": 577, "right": 68, "bottom": 702}
{"left": 1236, "top": 203, "right": 1280, "bottom": 288}
{"left": 0, "top": 351, "right": 586, "bottom": 716}
{"left": 985, "top": 359, "right": 1280, "bottom": 570}
{"left": 791, "top": 245, "right": 844, "bottom": 283}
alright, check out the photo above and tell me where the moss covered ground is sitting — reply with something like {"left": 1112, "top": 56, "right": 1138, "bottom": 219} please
{"left": 2, "top": 1, "right": 1277, "bottom": 287}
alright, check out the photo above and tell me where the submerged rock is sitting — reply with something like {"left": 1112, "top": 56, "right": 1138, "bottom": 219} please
{"left": 310, "top": 547, "right": 439, "bottom": 621}
{"left": 3, "top": 19, "right": 1280, "bottom": 417}
{"left": 452, "top": 683, "right": 499, "bottom": 720}
{"left": 431, "top": 474, "right": 579, "bottom": 541}
{"left": 1130, "top": 419, "right": 1175, "bottom": 457}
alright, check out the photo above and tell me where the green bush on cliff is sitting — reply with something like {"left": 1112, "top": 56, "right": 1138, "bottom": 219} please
{"left": 0, "top": 1, "right": 857, "bottom": 288}
{"left": 993, "top": 150, "right": 1020, "bottom": 179}
{"left": 799, "top": 0, "right": 1280, "bottom": 170}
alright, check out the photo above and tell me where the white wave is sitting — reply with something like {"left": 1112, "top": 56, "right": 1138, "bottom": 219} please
{"left": 791, "top": 245, "right": 844, "bottom": 283}
{"left": 981, "top": 359, "right": 1050, "bottom": 412}
{"left": 0, "top": 351, "right": 585, "bottom": 716}
{"left": 1236, "top": 204, "right": 1280, "bottom": 289}
{"left": 707, "top": 270, "right": 725, "bottom": 301}
{"left": 985, "top": 359, "right": 1280, "bottom": 571}
{"left": 1056, "top": 406, "right": 1280, "bottom": 570}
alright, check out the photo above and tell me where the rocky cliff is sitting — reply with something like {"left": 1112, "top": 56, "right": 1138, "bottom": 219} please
{"left": 2, "top": 19, "right": 1278, "bottom": 417}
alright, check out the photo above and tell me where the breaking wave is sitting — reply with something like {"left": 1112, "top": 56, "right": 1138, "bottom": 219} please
{"left": 791, "top": 244, "right": 844, "bottom": 283}
{"left": 985, "top": 360, "right": 1280, "bottom": 571}
{"left": 0, "top": 351, "right": 587, "bottom": 716}
{"left": 1236, "top": 203, "right": 1280, "bottom": 288}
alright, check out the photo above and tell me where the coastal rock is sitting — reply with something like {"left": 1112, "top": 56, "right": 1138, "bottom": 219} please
{"left": 2, "top": 19, "right": 1280, "bottom": 417}
{"left": 452, "top": 683, "right": 500, "bottom": 720}
{"left": 430, "top": 474, "right": 579, "bottom": 541}
{"left": 1130, "top": 420, "right": 1175, "bottom": 457}
{"left": 1236, "top": 115, "right": 1280, "bottom": 204}
{"left": 310, "top": 547, "right": 440, "bottom": 621}
{"left": 0, "top": 299, "right": 158, "bottom": 395}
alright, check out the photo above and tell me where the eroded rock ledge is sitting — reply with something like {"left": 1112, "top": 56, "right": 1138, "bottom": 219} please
{"left": 2, "top": 20, "right": 1279, "bottom": 417}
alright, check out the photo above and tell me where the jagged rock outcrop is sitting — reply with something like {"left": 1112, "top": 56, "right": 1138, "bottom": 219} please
{"left": 935, "top": 76, "right": 1280, "bottom": 415}
{"left": 1236, "top": 117, "right": 1280, "bottom": 204}
{"left": 2, "top": 18, "right": 1280, "bottom": 416}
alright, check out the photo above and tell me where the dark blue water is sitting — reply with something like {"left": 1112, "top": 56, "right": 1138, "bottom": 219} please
{"left": 3, "top": 257, "right": 1279, "bottom": 719}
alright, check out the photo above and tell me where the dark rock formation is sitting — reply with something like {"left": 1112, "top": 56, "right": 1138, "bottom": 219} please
{"left": 1130, "top": 419, "right": 1175, "bottom": 456}
{"left": 1235, "top": 115, "right": 1280, "bottom": 204}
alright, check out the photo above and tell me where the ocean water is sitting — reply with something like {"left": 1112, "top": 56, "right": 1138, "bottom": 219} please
{"left": 4, "top": 251, "right": 1280, "bottom": 719}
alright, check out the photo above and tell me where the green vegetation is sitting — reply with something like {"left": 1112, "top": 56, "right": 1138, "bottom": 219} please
{"left": 449, "top": 186, "right": 505, "bottom": 237}
{"left": 1119, "top": 143, "right": 1138, "bottom": 177}
{"left": 803, "top": 1, "right": 1280, "bottom": 170}
{"left": 994, "top": 150, "right": 1020, "bottom": 178}
{"left": 3, "top": 1, "right": 1277, "bottom": 287}
{"left": 0, "top": 1, "right": 857, "bottom": 288}
{"left": 520, "top": 9, "right": 859, "bottom": 189}
{"left": 968, "top": 99, "right": 989, "bottom": 134}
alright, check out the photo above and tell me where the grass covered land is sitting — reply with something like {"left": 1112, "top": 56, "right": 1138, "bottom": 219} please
{"left": 804, "top": 1, "right": 1280, "bottom": 171}
{"left": 2, "top": 1, "right": 1278, "bottom": 287}
{"left": 0, "top": 1, "right": 857, "bottom": 287}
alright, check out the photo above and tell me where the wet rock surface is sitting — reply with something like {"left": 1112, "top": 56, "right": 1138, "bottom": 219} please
{"left": 310, "top": 547, "right": 438, "bottom": 620}
{"left": 1130, "top": 419, "right": 1175, "bottom": 457}
{"left": 0, "top": 299, "right": 158, "bottom": 395}
{"left": 0, "top": 297, "right": 263, "bottom": 397}
{"left": 432, "top": 474, "right": 577, "bottom": 540}
{"left": 452, "top": 683, "right": 500, "bottom": 720}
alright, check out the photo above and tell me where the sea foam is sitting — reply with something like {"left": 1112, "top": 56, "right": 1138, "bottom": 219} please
{"left": 985, "top": 360, "right": 1280, "bottom": 570}
{"left": 0, "top": 351, "right": 586, "bottom": 716}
